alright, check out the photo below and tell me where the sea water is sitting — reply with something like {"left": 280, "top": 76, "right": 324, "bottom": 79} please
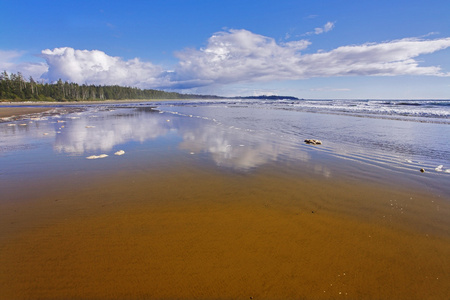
{"left": 157, "top": 99, "right": 450, "bottom": 190}
{"left": 1, "top": 99, "right": 449, "bottom": 199}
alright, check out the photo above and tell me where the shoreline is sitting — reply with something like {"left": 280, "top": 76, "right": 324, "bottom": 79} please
{"left": 0, "top": 99, "right": 171, "bottom": 119}
{"left": 0, "top": 99, "right": 178, "bottom": 106}
{"left": 0, "top": 107, "right": 54, "bottom": 118}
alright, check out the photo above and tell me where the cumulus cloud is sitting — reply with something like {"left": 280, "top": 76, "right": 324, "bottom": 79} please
{"left": 2, "top": 29, "right": 450, "bottom": 90}
{"left": 40, "top": 47, "right": 169, "bottom": 88}
{"left": 172, "top": 29, "right": 312, "bottom": 88}
{"left": 173, "top": 30, "right": 450, "bottom": 88}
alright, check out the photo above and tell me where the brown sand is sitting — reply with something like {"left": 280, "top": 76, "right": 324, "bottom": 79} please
{"left": 0, "top": 165, "right": 449, "bottom": 300}
{"left": 0, "top": 99, "right": 178, "bottom": 118}
{"left": 0, "top": 107, "right": 53, "bottom": 118}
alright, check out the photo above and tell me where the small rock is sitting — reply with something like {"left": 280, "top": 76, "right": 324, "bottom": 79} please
{"left": 305, "top": 139, "right": 322, "bottom": 145}
{"left": 420, "top": 168, "right": 425, "bottom": 173}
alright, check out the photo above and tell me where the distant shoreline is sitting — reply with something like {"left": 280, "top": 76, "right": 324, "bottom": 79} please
{"left": 0, "top": 99, "right": 176, "bottom": 118}
{"left": 0, "top": 99, "right": 180, "bottom": 106}
{"left": 0, "top": 94, "right": 300, "bottom": 105}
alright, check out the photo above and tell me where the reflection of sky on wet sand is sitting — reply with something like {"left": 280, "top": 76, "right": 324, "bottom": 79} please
{"left": 178, "top": 122, "right": 311, "bottom": 171}
{"left": 0, "top": 106, "right": 316, "bottom": 173}
{"left": 53, "top": 111, "right": 170, "bottom": 155}
{"left": 67, "top": 108, "right": 314, "bottom": 171}
{"left": 2, "top": 103, "right": 450, "bottom": 196}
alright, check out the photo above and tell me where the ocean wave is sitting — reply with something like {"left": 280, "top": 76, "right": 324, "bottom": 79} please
{"left": 282, "top": 100, "right": 450, "bottom": 122}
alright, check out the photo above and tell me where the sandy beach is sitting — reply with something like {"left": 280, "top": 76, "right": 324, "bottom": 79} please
{"left": 0, "top": 100, "right": 172, "bottom": 119}
{"left": 0, "top": 101, "right": 449, "bottom": 299}
{"left": 0, "top": 107, "right": 54, "bottom": 118}
{"left": 1, "top": 164, "right": 449, "bottom": 300}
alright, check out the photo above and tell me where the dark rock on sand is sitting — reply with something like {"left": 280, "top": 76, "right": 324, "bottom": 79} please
{"left": 304, "top": 139, "right": 322, "bottom": 145}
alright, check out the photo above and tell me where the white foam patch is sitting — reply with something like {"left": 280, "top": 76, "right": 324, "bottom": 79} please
{"left": 435, "top": 165, "right": 444, "bottom": 172}
{"left": 86, "top": 154, "right": 108, "bottom": 159}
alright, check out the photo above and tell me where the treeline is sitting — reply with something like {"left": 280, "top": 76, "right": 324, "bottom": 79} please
{"left": 0, "top": 71, "right": 222, "bottom": 102}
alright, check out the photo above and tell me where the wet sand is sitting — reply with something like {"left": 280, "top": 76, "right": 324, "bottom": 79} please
{"left": 1, "top": 163, "right": 449, "bottom": 300}
{"left": 0, "top": 99, "right": 177, "bottom": 119}
{"left": 0, "top": 107, "right": 53, "bottom": 118}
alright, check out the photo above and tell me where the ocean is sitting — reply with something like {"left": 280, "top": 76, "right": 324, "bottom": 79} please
{"left": 157, "top": 98, "right": 450, "bottom": 196}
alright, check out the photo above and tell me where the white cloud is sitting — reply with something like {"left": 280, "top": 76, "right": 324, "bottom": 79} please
{"left": 313, "top": 21, "right": 335, "bottom": 35}
{"left": 174, "top": 30, "right": 450, "bottom": 88}
{"left": 2, "top": 29, "right": 450, "bottom": 91}
{"left": 310, "top": 87, "right": 351, "bottom": 92}
{"left": 298, "top": 38, "right": 450, "bottom": 77}
{"left": 40, "top": 47, "right": 168, "bottom": 88}
{"left": 173, "top": 29, "right": 312, "bottom": 88}
{"left": 0, "top": 50, "right": 22, "bottom": 64}
{"left": 0, "top": 50, "right": 48, "bottom": 80}
{"left": 303, "top": 21, "right": 335, "bottom": 35}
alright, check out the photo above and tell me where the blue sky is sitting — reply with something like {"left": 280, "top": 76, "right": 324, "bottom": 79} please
{"left": 1, "top": 0, "right": 449, "bottom": 99}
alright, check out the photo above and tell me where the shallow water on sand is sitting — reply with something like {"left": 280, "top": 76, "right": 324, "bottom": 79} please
{"left": 1, "top": 101, "right": 449, "bottom": 194}
{"left": 0, "top": 102, "right": 449, "bottom": 299}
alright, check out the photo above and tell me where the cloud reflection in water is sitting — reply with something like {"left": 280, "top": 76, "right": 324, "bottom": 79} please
{"left": 54, "top": 109, "right": 169, "bottom": 155}
{"left": 51, "top": 106, "right": 316, "bottom": 172}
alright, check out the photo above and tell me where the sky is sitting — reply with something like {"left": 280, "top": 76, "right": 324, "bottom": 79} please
{"left": 1, "top": 0, "right": 450, "bottom": 99}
